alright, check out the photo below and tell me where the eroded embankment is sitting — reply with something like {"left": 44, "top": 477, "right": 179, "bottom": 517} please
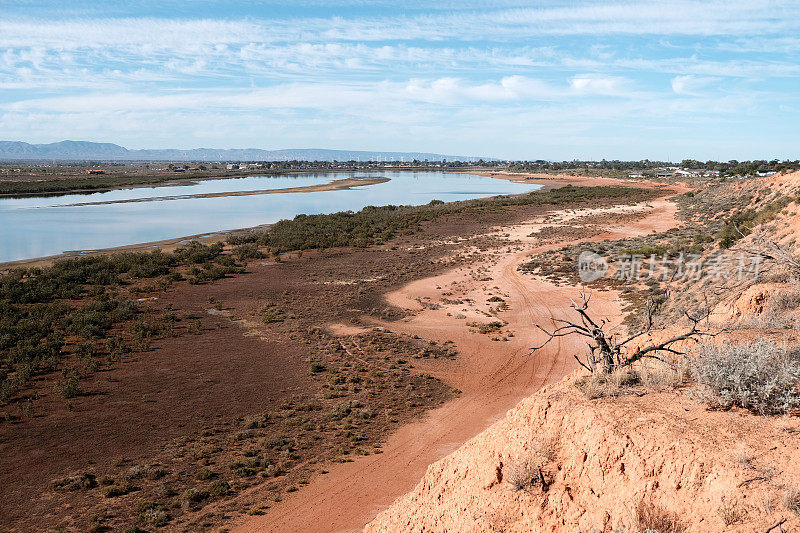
{"left": 366, "top": 374, "right": 800, "bottom": 532}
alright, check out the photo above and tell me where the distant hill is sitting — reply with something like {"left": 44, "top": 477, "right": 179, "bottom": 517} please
{"left": 0, "top": 141, "right": 490, "bottom": 162}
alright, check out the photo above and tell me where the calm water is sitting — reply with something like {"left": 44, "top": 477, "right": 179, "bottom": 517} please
{"left": 0, "top": 172, "right": 540, "bottom": 262}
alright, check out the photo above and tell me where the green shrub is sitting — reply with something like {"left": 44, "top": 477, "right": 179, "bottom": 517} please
{"left": 209, "top": 480, "right": 230, "bottom": 498}
{"left": 195, "top": 468, "right": 214, "bottom": 480}
{"left": 620, "top": 245, "right": 668, "bottom": 257}
{"left": 239, "top": 185, "right": 657, "bottom": 254}
{"left": 718, "top": 197, "right": 792, "bottom": 249}
{"left": 49, "top": 472, "right": 97, "bottom": 491}
{"left": 262, "top": 307, "right": 285, "bottom": 323}
{"left": 54, "top": 373, "right": 82, "bottom": 399}
{"left": 182, "top": 487, "right": 208, "bottom": 503}
{"left": 101, "top": 481, "right": 134, "bottom": 498}
{"left": 235, "top": 243, "right": 265, "bottom": 260}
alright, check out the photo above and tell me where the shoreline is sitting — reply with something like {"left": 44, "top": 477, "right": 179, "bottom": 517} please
{"left": 468, "top": 169, "right": 675, "bottom": 191}
{"left": 0, "top": 167, "right": 475, "bottom": 198}
{"left": 0, "top": 176, "right": 386, "bottom": 270}
{"left": 44, "top": 176, "right": 389, "bottom": 207}
{"left": 0, "top": 172, "right": 657, "bottom": 271}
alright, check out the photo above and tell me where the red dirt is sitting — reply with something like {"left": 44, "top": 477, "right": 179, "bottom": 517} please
{"left": 232, "top": 186, "right": 684, "bottom": 532}
{"left": 0, "top": 174, "right": 667, "bottom": 531}
{"left": 366, "top": 373, "right": 800, "bottom": 532}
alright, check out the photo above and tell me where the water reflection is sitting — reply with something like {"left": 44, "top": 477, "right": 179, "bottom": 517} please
{"left": 0, "top": 172, "right": 540, "bottom": 262}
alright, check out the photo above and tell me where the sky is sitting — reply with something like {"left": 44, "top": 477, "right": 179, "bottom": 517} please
{"left": 1, "top": 0, "right": 799, "bottom": 161}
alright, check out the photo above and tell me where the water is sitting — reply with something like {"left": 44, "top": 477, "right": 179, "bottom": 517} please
{"left": 0, "top": 172, "right": 540, "bottom": 263}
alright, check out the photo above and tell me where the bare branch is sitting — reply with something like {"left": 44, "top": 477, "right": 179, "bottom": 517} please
{"left": 531, "top": 290, "right": 714, "bottom": 374}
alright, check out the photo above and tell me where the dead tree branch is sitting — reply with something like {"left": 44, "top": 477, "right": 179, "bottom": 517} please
{"left": 532, "top": 289, "right": 715, "bottom": 374}
{"left": 735, "top": 228, "right": 800, "bottom": 279}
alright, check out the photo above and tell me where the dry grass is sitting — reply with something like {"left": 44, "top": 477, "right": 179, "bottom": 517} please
{"left": 504, "top": 456, "right": 540, "bottom": 491}
{"left": 767, "top": 288, "right": 800, "bottom": 314}
{"left": 576, "top": 360, "right": 686, "bottom": 399}
{"left": 718, "top": 497, "right": 748, "bottom": 526}
{"left": 532, "top": 432, "right": 559, "bottom": 464}
{"left": 733, "top": 443, "right": 755, "bottom": 467}
{"left": 504, "top": 431, "right": 559, "bottom": 491}
{"left": 576, "top": 368, "right": 639, "bottom": 399}
{"left": 785, "top": 487, "right": 800, "bottom": 515}
{"left": 638, "top": 359, "right": 689, "bottom": 388}
{"left": 635, "top": 500, "right": 688, "bottom": 533}
{"left": 731, "top": 286, "right": 800, "bottom": 330}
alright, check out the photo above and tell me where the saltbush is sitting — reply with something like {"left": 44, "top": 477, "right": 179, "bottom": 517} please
{"left": 691, "top": 340, "right": 800, "bottom": 414}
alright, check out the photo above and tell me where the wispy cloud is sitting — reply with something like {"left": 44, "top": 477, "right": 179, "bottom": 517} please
{"left": 1, "top": 1, "right": 799, "bottom": 159}
{"left": 3, "top": 2, "right": 800, "bottom": 50}
{"left": 670, "top": 75, "right": 717, "bottom": 95}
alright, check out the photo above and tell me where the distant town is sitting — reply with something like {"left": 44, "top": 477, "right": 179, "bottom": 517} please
{"left": 2, "top": 157, "right": 797, "bottom": 182}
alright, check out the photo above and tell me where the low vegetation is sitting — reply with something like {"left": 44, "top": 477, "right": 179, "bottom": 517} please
{"left": 635, "top": 500, "right": 688, "bottom": 533}
{"left": 504, "top": 433, "right": 558, "bottom": 491}
{"left": 506, "top": 158, "right": 800, "bottom": 178}
{"left": 575, "top": 361, "right": 688, "bottom": 399}
{"left": 55, "top": 328, "right": 459, "bottom": 531}
{"left": 717, "top": 196, "right": 792, "bottom": 248}
{"left": 227, "top": 185, "right": 659, "bottom": 254}
{"left": 0, "top": 173, "right": 207, "bottom": 196}
{"left": 0, "top": 242, "right": 243, "bottom": 406}
{"left": 504, "top": 456, "right": 546, "bottom": 491}
{"left": 691, "top": 340, "right": 800, "bottom": 415}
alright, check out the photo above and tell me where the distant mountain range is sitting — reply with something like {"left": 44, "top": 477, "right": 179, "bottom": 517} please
{"left": 0, "top": 141, "right": 490, "bottom": 162}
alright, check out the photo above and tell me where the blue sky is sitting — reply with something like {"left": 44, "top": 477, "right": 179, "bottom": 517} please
{"left": 1, "top": 1, "right": 799, "bottom": 160}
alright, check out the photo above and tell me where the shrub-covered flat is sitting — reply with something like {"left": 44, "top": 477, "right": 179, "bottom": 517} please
{"left": 0, "top": 184, "right": 661, "bottom": 531}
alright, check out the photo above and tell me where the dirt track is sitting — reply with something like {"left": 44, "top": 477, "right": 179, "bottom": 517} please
{"left": 232, "top": 193, "right": 682, "bottom": 532}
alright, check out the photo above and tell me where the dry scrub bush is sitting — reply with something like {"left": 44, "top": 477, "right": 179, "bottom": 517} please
{"left": 691, "top": 340, "right": 800, "bottom": 415}
{"left": 733, "top": 443, "right": 754, "bottom": 467}
{"left": 637, "top": 359, "right": 689, "bottom": 388}
{"left": 504, "top": 432, "right": 558, "bottom": 491}
{"left": 767, "top": 288, "right": 800, "bottom": 314}
{"left": 576, "top": 360, "right": 687, "bottom": 399}
{"left": 504, "top": 456, "right": 541, "bottom": 491}
{"left": 785, "top": 488, "right": 800, "bottom": 515}
{"left": 732, "top": 288, "right": 800, "bottom": 330}
{"left": 576, "top": 368, "right": 639, "bottom": 398}
{"left": 718, "top": 497, "right": 748, "bottom": 525}
{"left": 635, "top": 500, "right": 688, "bottom": 533}
{"left": 732, "top": 313, "right": 795, "bottom": 330}
{"left": 49, "top": 472, "right": 97, "bottom": 491}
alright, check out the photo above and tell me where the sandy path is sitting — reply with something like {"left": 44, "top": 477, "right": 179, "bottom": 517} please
{"left": 232, "top": 196, "right": 680, "bottom": 533}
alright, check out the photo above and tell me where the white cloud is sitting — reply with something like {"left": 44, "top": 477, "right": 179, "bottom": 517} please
{"left": 671, "top": 74, "right": 717, "bottom": 95}
{"left": 1, "top": 1, "right": 799, "bottom": 158}
{"left": 1, "top": 2, "right": 799, "bottom": 53}
{"left": 402, "top": 76, "right": 561, "bottom": 104}
{"left": 569, "top": 74, "right": 632, "bottom": 96}
{"left": 4, "top": 74, "right": 644, "bottom": 116}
